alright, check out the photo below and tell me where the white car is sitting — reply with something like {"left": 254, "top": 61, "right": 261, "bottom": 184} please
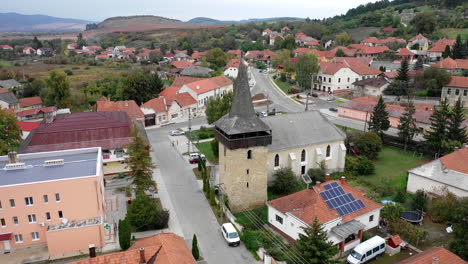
{"left": 221, "top": 223, "right": 240, "bottom": 247}
{"left": 170, "top": 130, "right": 185, "bottom": 136}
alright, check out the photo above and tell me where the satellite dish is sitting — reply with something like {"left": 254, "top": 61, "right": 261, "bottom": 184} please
{"left": 301, "top": 174, "right": 312, "bottom": 184}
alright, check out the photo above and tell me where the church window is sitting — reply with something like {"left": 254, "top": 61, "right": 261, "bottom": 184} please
{"left": 301, "top": 149, "right": 306, "bottom": 162}
{"left": 247, "top": 150, "right": 252, "bottom": 159}
{"left": 274, "top": 154, "right": 279, "bottom": 167}
{"left": 326, "top": 145, "right": 331, "bottom": 158}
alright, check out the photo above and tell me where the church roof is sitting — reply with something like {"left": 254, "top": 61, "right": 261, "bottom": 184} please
{"left": 215, "top": 61, "right": 271, "bottom": 135}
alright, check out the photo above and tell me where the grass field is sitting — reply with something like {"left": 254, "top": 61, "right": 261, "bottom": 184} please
{"left": 440, "top": 28, "right": 468, "bottom": 40}
{"left": 195, "top": 141, "right": 218, "bottom": 164}
{"left": 0, "top": 60, "right": 13, "bottom": 67}
{"left": 274, "top": 79, "right": 292, "bottom": 94}
{"left": 186, "top": 128, "right": 215, "bottom": 141}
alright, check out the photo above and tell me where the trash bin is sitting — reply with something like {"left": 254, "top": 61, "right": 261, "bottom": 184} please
{"left": 119, "top": 172, "right": 125, "bottom": 178}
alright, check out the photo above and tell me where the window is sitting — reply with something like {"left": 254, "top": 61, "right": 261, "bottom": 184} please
{"left": 0, "top": 200, "right": 2, "bottom": 209}
{"left": 247, "top": 150, "right": 252, "bottom": 160}
{"left": 28, "top": 214, "right": 36, "bottom": 223}
{"left": 55, "top": 193, "right": 61, "bottom": 202}
{"left": 274, "top": 154, "right": 280, "bottom": 167}
{"left": 31, "top": 232, "right": 40, "bottom": 241}
{"left": 246, "top": 169, "right": 249, "bottom": 175}
{"left": 447, "top": 88, "right": 451, "bottom": 95}
{"left": 338, "top": 78, "right": 341, "bottom": 83}
{"left": 114, "top": 149, "right": 124, "bottom": 158}
{"left": 58, "top": 211, "right": 63, "bottom": 218}
{"left": 301, "top": 149, "right": 306, "bottom": 162}
{"left": 326, "top": 145, "right": 331, "bottom": 158}
{"left": 464, "top": 90, "right": 467, "bottom": 96}
{"left": 369, "top": 215, "right": 374, "bottom": 222}
{"left": 380, "top": 243, "right": 385, "bottom": 249}
{"left": 301, "top": 165, "right": 306, "bottom": 175}
{"left": 347, "top": 77, "right": 350, "bottom": 82}
{"left": 275, "top": 215, "right": 283, "bottom": 224}
{"left": 25, "top": 197, "right": 34, "bottom": 206}
{"left": 373, "top": 246, "right": 380, "bottom": 253}
{"left": 366, "top": 250, "right": 372, "bottom": 257}
{"left": 9, "top": 199, "right": 15, "bottom": 208}
{"left": 456, "top": 89, "right": 460, "bottom": 95}
{"left": 43, "top": 195, "right": 48, "bottom": 203}
{"left": 14, "top": 234, "right": 23, "bottom": 243}
{"left": 246, "top": 182, "right": 249, "bottom": 188}
{"left": 45, "top": 212, "right": 51, "bottom": 221}
{"left": 328, "top": 78, "right": 331, "bottom": 83}
{"left": 1, "top": 218, "right": 5, "bottom": 227}
{"left": 13, "top": 216, "right": 18, "bottom": 225}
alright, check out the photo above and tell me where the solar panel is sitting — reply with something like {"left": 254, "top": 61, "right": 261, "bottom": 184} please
{"left": 330, "top": 199, "right": 338, "bottom": 208}
{"left": 336, "top": 187, "right": 345, "bottom": 195}
{"left": 336, "top": 207, "right": 345, "bottom": 216}
{"left": 320, "top": 192, "right": 328, "bottom": 200}
{"left": 357, "top": 200, "right": 365, "bottom": 209}
{"left": 349, "top": 201, "right": 357, "bottom": 211}
{"left": 325, "top": 200, "right": 333, "bottom": 209}
{"left": 320, "top": 182, "right": 367, "bottom": 217}
{"left": 331, "top": 182, "right": 339, "bottom": 188}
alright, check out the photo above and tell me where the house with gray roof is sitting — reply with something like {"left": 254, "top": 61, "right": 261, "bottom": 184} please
{"left": 0, "top": 79, "right": 22, "bottom": 90}
{"left": 0, "top": 92, "right": 19, "bottom": 110}
{"left": 180, "top": 66, "right": 213, "bottom": 77}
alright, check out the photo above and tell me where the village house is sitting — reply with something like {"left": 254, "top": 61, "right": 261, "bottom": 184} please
{"left": 395, "top": 48, "right": 415, "bottom": 62}
{"left": 174, "top": 52, "right": 190, "bottom": 61}
{"left": 407, "top": 147, "right": 468, "bottom": 197}
{"left": 397, "top": 247, "right": 466, "bottom": 264}
{"left": 22, "top": 47, "right": 36, "bottom": 55}
{"left": 360, "top": 37, "right": 384, "bottom": 47}
{"left": 82, "top": 46, "right": 102, "bottom": 52}
{"left": 180, "top": 66, "right": 213, "bottom": 77}
{"left": 0, "top": 148, "right": 106, "bottom": 259}
{"left": 267, "top": 178, "right": 383, "bottom": 254}
{"left": 140, "top": 93, "right": 197, "bottom": 126}
{"left": 16, "top": 106, "right": 58, "bottom": 121}
{"left": 19, "top": 96, "right": 43, "bottom": 111}
{"left": 171, "top": 60, "right": 194, "bottom": 74}
{"left": 356, "top": 45, "right": 390, "bottom": 59}
{"left": 36, "top": 48, "right": 53, "bottom": 57}
{"left": 262, "top": 28, "right": 273, "bottom": 37}
{"left": 245, "top": 49, "right": 275, "bottom": 64}
{"left": 178, "top": 75, "right": 233, "bottom": 108}
{"left": 295, "top": 33, "right": 317, "bottom": 46}
{"left": 352, "top": 76, "right": 389, "bottom": 97}
{"left": 96, "top": 99, "right": 145, "bottom": 125}
{"left": 441, "top": 76, "right": 468, "bottom": 107}
{"left": 433, "top": 58, "right": 468, "bottom": 74}
{"left": 427, "top": 38, "right": 456, "bottom": 62}
{"left": 67, "top": 43, "right": 78, "bottom": 50}
{"left": 269, "top": 34, "right": 283, "bottom": 46}
{"left": 0, "top": 92, "right": 19, "bottom": 110}
{"left": 0, "top": 79, "right": 23, "bottom": 90}
{"left": 407, "top": 34, "right": 431, "bottom": 51}
{"left": 227, "top": 49, "right": 242, "bottom": 58}
{"left": 224, "top": 58, "right": 240, "bottom": 79}
{"left": 0, "top": 45, "right": 13, "bottom": 50}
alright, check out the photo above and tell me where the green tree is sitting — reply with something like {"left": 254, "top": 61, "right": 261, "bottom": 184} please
{"left": 45, "top": 70, "right": 71, "bottom": 108}
{"left": 118, "top": 218, "right": 131, "bottom": 250}
{"left": 368, "top": 97, "right": 390, "bottom": 138}
{"left": 30, "top": 79, "right": 46, "bottom": 97}
{"left": 125, "top": 126, "right": 156, "bottom": 194}
{"left": 355, "top": 132, "right": 382, "bottom": 160}
{"left": 295, "top": 217, "right": 339, "bottom": 264}
{"left": 381, "top": 203, "right": 404, "bottom": 222}
{"left": 446, "top": 98, "right": 467, "bottom": 145}
{"left": 449, "top": 198, "right": 468, "bottom": 260}
{"left": 451, "top": 34, "right": 464, "bottom": 59}
{"left": 32, "top": 36, "right": 42, "bottom": 50}
{"left": 192, "top": 234, "right": 200, "bottom": 260}
{"left": 424, "top": 99, "right": 450, "bottom": 156}
{"left": 149, "top": 51, "right": 162, "bottom": 63}
{"left": 205, "top": 91, "right": 233, "bottom": 124}
{"left": 414, "top": 57, "right": 424, "bottom": 71}
{"left": 410, "top": 12, "right": 436, "bottom": 34}
{"left": 209, "top": 188, "right": 216, "bottom": 206}
{"left": 442, "top": 45, "right": 451, "bottom": 58}
{"left": 76, "top": 33, "right": 86, "bottom": 49}
{"left": 280, "top": 35, "right": 296, "bottom": 50}
{"left": 334, "top": 32, "right": 353, "bottom": 46}
{"left": 335, "top": 49, "right": 347, "bottom": 57}
{"left": 412, "top": 190, "right": 428, "bottom": 211}
{"left": 398, "top": 101, "right": 417, "bottom": 151}
{"left": 206, "top": 48, "right": 227, "bottom": 68}
{"left": 120, "top": 71, "right": 163, "bottom": 105}
{"left": 295, "top": 52, "right": 319, "bottom": 89}
{"left": 271, "top": 168, "right": 302, "bottom": 195}
{"left": 414, "top": 67, "right": 451, "bottom": 97}
{"left": 272, "top": 49, "right": 293, "bottom": 72}
{"left": 396, "top": 58, "right": 409, "bottom": 82}
{"left": 0, "top": 109, "right": 22, "bottom": 155}
{"left": 127, "top": 192, "right": 157, "bottom": 231}
{"left": 307, "top": 160, "right": 327, "bottom": 184}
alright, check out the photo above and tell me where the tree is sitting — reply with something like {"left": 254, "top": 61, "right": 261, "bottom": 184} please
{"left": 295, "top": 217, "right": 339, "bottom": 264}
{"left": 32, "top": 36, "right": 42, "bottom": 50}
{"left": 45, "top": 70, "right": 71, "bottom": 108}
{"left": 76, "top": 33, "right": 86, "bottom": 49}
{"left": 206, "top": 48, "right": 227, "bottom": 68}
{"left": 384, "top": 80, "right": 408, "bottom": 96}
{"left": 192, "top": 234, "right": 200, "bottom": 260}
{"left": 334, "top": 32, "right": 353, "bottom": 46}
{"left": 335, "top": 49, "right": 347, "bottom": 57}
{"left": 149, "top": 51, "right": 162, "bottom": 63}
{"left": 412, "top": 189, "right": 428, "bottom": 211}
{"left": 127, "top": 192, "right": 157, "bottom": 231}
{"left": 449, "top": 198, "right": 468, "bottom": 260}
{"left": 272, "top": 49, "right": 293, "bottom": 72}
{"left": 451, "top": 34, "right": 464, "bottom": 59}
{"left": 424, "top": 99, "right": 450, "bottom": 156}
{"left": 396, "top": 59, "right": 409, "bottom": 82}
{"left": 118, "top": 218, "right": 131, "bottom": 250}
{"left": 295, "top": 52, "right": 319, "bottom": 89}
{"left": 368, "top": 97, "right": 390, "bottom": 138}
{"left": 307, "top": 160, "right": 326, "bottom": 184}
{"left": 414, "top": 67, "right": 451, "bottom": 97}
{"left": 442, "top": 45, "right": 451, "bottom": 58}
{"left": 120, "top": 71, "right": 163, "bottom": 105}
{"left": 271, "top": 168, "right": 302, "bottom": 195}
{"left": 447, "top": 98, "right": 467, "bottom": 145}
{"left": 381, "top": 203, "right": 404, "bottom": 222}
{"left": 398, "top": 101, "right": 417, "bottom": 151}
{"left": 280, "top": 35, "right": 296, "bottom": 50}
{"left": 355, "top": 132, "right": 382, "bottom": 160}
{"left": 125, "top": 126, "right": 156, "bottom": 194}
{"left": 0, "top": 109, "right": 22, "bottom": 155}
{"left": 205, "top": 91, "right": 233, "bottom": 124}
{"left": 410, "top": 12, "right": 436, "bottom": 34}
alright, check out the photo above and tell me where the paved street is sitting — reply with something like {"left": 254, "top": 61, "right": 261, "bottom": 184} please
{"left": 146, "top": 118, "right": 256, "bottom": 264}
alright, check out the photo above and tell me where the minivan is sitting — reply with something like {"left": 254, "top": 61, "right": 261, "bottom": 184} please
{"left": 221, "top": 223, "right": 240, "bottom": 247}
{"left": 347, "top": 236, "right": 386, "bottom": 264}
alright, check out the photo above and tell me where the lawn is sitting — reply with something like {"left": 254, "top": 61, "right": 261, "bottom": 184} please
{"left": 333, "top": 100, "right": 345, "bottom": 103}
{"left": 274, "top": 79, "right": 292, "bottom": 94}
{"left": 186, "top": 127, "right": 215, "bottom": 141}
{"left": 192, "top": 166, "right": 212, "bottom": 180}
{"left": 234, "top": 206, "right": 268, "bottom": 228}
{"left": 0, "top": 60, "right": 13, "bottom": 67}
{"left": 195, "top": 141, "right": 218, "bottom": 164}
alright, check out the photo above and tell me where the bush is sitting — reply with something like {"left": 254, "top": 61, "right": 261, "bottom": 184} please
{"left": 192, "top": 234, "right": 200, "bottom": 260}
{"left": 272, "top": 75, "right": 277, "bottom": 80}
{"left": 280, "top": 73, "right": 286, "bottom": 82}
{"left": 381, "top": 203, "right": 404, "bottom": 222}
{"left": 72, "top": 66, "right": 80, "bottom": 70}
{"left": 84, "top": 66, "right": 91, "bottom": 70}
{"left": 412, "top": 189, "right": 428, "bottom": 211}
{"left": 118, "top": 218, "right": 131, "bottom": 250}
{"left": 154, "top": 209, "right": 170, "bottom": 229}
{"left": 345, "top": 156, "right": 374, "bottom": 175}
{"left": 355, "top": 132, "right": 382, "bottom": 160}
{"left": 127, "top": 193, "right": 170, "bottom": 231}
{"left": 428, "top": 191, "right": 458, "bottom": 223}
{"left": 64, "top": 69, "right": 73, "bottom": 75}
{"left": 242, "top": 229, "right": 262, "bottom": 252}
{"left": 271, "top": 168, "right": 302, "bottom": 195}
{"left": 307, "top": 167, "right": 326, "bottom": 184}
{"left": 394, "top": 189, "right": 407, "bottom": 203}
{"left": 389, "top": 219, "right": 427, "bottom": 245}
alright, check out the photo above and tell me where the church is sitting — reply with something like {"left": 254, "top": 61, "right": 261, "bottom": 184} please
{"left": 214, "top": 61, "right": 346, "bottom": 213}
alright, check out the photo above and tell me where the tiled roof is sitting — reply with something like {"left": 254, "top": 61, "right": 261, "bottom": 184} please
{"left": 409, "top": 34, "right": 429, "bottom": 42}
{"left": 382, "top": 27, "right": 395, "bottom": 31}
{"left": 361, "top": 37, "right": 383, "bottom": 44}
{"left": 172, "top": 76, "right": 204, "bottom": 88}
{"left": 305, "top": 40, "right": 320, "bottom": 46}
{"left": 330, "top": 46, "right": 357, "bottom": 57}
{"left": 190, "top": 51, "right": 207, "bottom": 60}
{"left": 294, "top": 48, "right": 314, "bottom": 56}
{"left": 17, "top": 106, "right": 57, "bottom": 117}
{"left": 353, "top": 76, "right": 388, "bottom": 88}
{"left": 0, "top": 89, "right": 8, "bottom": 94}
{"left": 356, "top": 45, "right": 390, "bottom": 55}
{"left": 0, "top": 45, "right": 13, "bottom": 49}
{"left": 225, "top": 58, "right": 240, "bottom": 69}
{"left": 445, "top": 76, "right": 468, "bottom": 88}
{"left": 381, "top": 37, "right": 406, "bottom": 44}
{"left": 168, "top": 93, "right": 196, "bottom": 107}
{"left": 159, "top": 86, "right": 180, "bottom": 97}
{"left": 263, "top": 28, "right": 272, "bottom": 33}
{"left": 397, "top": 247, "right": 465, "bottom": 264}
{"left": 17, "top": 121, "right": 40, "bottom": 132}
{"left": 71, "top": 246, "right": 161, "bottom": 264}
{"left": 141, "top": 97, "right": 168, "bottom": 113}
{"left": 0, "top": 92, "right": 19, "bottom": 104}
{"left": 320, "top": 58, "right": 380, "bottom": 76}
{"left": 227, "top": 49, "right": 242, "bottom": 55}
{"left": 171, "top": 60, "right": 193, "bottom": 70}
{"left": 396, "top": 48, "right": 414, "bottom": 56}
{"left": 96, "top": 100, "right": 145, "bottom": 120}
{"left": 267, "top": 180, "right": 383, "bottom": 224}
{"left": 433, "top": 38, "right": 456, "bottom": 47}
{"left": 440, "top": 148, "right": 468, "bottom": 174}
{"left": 433, "top": 58, "right": 468, "bottom": 70}
{"left": 184, "top": 75, "right": 232, "bottom": 95}
{"left": 19, "top": 96, "right": 42, "bottom": 108}
{"left": 180, "top": 66, "right": 213, "bottom": 77}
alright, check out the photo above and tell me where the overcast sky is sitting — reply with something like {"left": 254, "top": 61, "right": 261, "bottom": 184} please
{"left": 2, "top": 0, "right": 378, "bottom": 22}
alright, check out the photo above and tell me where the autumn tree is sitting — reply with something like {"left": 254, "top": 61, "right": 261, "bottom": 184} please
{"left": 295, "top": 52, "right": 319, "bottom": 89}
{"left": 334, "top": 32, "right": 353, "bottom": 46}
{"left": 0, "top": 109, "right": 22, "bottom": 155}
{"left": 45, "top": 70, "right": 71, "bottom": 108}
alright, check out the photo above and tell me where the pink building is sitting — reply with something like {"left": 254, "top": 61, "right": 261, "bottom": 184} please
{"left": 0, "top": 148, "right": 105, "bottom": 259}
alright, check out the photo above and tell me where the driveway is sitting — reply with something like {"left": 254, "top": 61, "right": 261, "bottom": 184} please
{"left": 146, "top": 118, "right": 257, "bottom": 264}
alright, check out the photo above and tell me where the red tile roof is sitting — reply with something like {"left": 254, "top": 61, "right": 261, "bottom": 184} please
{"left": 0, "top": 88, "right": 8, "bottom": 94}
{"left": 227, "top": 49, "right": 242, "bottom": 55}
{"left": 172, "top": 76, "right": 204, "bottom": 88}
{"left": 171, "top": 60, "right": 193, "bottom": 70}
{"left": 398, "top": 247, "right": 466, "bottom": 264}
{"left": 433, "top": 58, "right": 468, "bottom": 70}
{"left": 169, "top": 93, "right": 196, "bottom": 107}
{"left": 141, "top": 97, "right": 168, "bottom": 113}
{"left": 295, "top": 32, "right": 310, "bottom": 40}
{"left": 263, "top": 28, "right": 272, "bottom": 33}
{"left": 356, "top": 45, "right": 390, "bottom": 55}
{"left": 294, "top": 48, "right": 314, "bottom": 56}
{"left": 16, "top": 106, "right": 57, "bottom": 117}
{"left": 225, "top": 58, "right": 240, "bottom": 69}
{"left": 71, "top": 246, "right": 161, "bottom": 264}
{"left": 396, "top": 48, "right": 414, "bottom": 56}
{"left": 190, "top": 51, "right": 207, "bottom": 60}
{"left": 382, "top": 27, "right": 395, "bottom": 32}
{"left": 305, "top": 40, "right": 320, "bottom": 46}
{"left": 19, "top": 96, "right": 42, "bottom": 108}
{"left": 330, "top": 46, "right": 357, "bottom": 57}
{"left": 439, "top": 148, "right": 468, "bottom": 174}
{"left": 96, "top": 100, "right": 144, "bottom": 121}
{"left": 445, "top": 76, "right": 468, "bottom": 89}
{"left": 159, "top": 86, "right": 180, "bottom": 97}
{"left": 0, "top": 45, "right": 13, "bottom": 49}
{"left": 434, "top": 38, "right": 456, "bottom": 47}
{"left": 381, "top": 37, "right": 406, "bottom": 44}
{"left": 17, "top": 121, "right": 40, "bottom": 132}
{"left": 184, "top": 75, "right": 233, "bottom": 95}
{"left": 22, "top": 112, "right": 133, "bottom": 153}
{"left": 320, "top": 58, "right": 380, "bottom": 75}
{"left": 361, "top": 37, "right": 383, "bottom": 44}
{"left": 267, "top": 180, "right": 383, "bottom": 224}
{"left": 409, "top": 34, "right": 429, "bottom": 42}
{"left": 428, "top": 43, "right": 449, "bottom": 53}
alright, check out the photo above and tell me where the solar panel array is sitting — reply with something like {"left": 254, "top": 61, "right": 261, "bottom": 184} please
{"left": 320, "top": 182, "right": 366, "bottom": 217}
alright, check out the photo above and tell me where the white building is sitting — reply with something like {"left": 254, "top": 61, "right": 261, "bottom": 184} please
{"left": 178, "top": 75, "right": 233, "bottom": 108}
{"left": 407, "top": 147, "right": 468, "bottom": 197}
{"left": 267, "top": 177, "right": 383, "bottom": 254}
{"left": 224, "top": 59, "right": 240, "bottom": 79}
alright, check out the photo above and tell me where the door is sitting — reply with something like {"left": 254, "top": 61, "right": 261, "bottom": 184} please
{"left": 3, "top": 240, "right": 11, "bottom": 251}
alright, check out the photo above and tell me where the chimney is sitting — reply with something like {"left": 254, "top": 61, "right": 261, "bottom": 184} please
{"left": 315, "top": 181, "right": 321, "bottom": 191}
{"left": 325, "top": 174, "right": 330, "bottom": 182}
{"left": 340, "top": 176, "right": 346, "bottom": 185}
{"left": 139, "top": 248, "right": 146, "bottom": 264}
{"left": 432, "top": 257, "right": 439, "bottom": 264}
{"left": 88, "top": 244, "right": 96, "bottom": 258}
{"left": 8, "top": 152, "right": 18, "bottom": 164}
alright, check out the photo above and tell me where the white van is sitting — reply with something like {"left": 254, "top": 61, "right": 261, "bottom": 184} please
{"left": 220, "top": 223, "right": 240, "bottom": 247}
{"left": 347, "top": 236, "right": 386, "bottom": 264}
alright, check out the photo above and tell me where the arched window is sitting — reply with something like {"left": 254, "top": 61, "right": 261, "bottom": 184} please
{"left": 301, "top": 149, "right": 306, "bottom": 162}
{"left": 247, "top": 150, "right": 252, "bottom": 160}
{"left": 326, "top": 145, "right": 331, "bottom": 158}
{"left": 274, "top": 154, "right": 279, "bottom": 167}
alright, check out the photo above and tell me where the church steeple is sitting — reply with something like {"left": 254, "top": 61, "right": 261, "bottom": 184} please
{"left": 229, "top": 61, "right": 256, "bottom": 118}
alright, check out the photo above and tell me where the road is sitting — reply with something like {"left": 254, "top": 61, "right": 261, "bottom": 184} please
{"left": 146, "top": 118, "right": 256, "bottom": 264}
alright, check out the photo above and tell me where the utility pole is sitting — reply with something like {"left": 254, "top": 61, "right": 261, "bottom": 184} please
{"left": 305, "top": 92, "right": 309, "bottom": 111}
{"left": 188, "top": 107, "right": 192, "bottom": 154}
{"left": 266, "top": 93, "right": 270, "bottom": 113}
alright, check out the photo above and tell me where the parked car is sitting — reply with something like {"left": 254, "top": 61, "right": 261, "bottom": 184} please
{"left": 189, "top": 153, "right": 206, "bottom": 164}
{"left": 260, "top": 111, "right": 268, "bottom": 117}
{"left": 329, "top": 107, "right": 338, "bottom": 112}
{"left": 170, "top": 130, "right": 185, "bottom": 136}
{"left": 258, "top": 70, "right": 263, "bottom": 73}
{"left": 221, "top": 223, "right": 240, "bottom": 247}
{"left": 347, "top": 236, "right": 386, "bottom": 264}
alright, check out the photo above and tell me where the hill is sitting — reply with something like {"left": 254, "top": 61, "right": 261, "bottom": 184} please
{"left": 0, "top": 12, "right": 92, "bottom": 32}
{"left": 98, "top": 15, "right": 190, "bottom": 29}
{"left": 187, "top": 17, "right": 304, "bottom": 25}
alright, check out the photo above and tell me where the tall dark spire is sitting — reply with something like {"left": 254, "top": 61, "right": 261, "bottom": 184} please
{"left": 229, "top": 61, "right": 255, "bottom": 118}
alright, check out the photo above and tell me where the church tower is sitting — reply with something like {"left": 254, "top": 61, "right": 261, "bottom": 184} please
{"left": 214, "top": 61, "right": 272, "bottom": 213}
